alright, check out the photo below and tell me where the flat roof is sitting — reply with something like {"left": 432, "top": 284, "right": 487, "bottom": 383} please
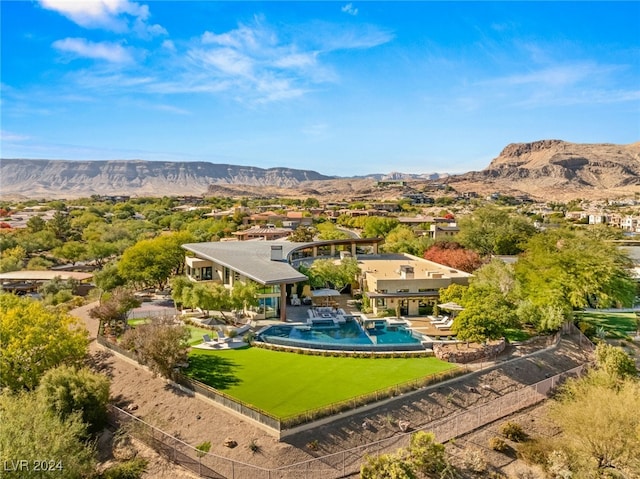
{"left": 0, "top": 270, "right": 93, "bottom": 282}
{"left": 183, "top": 241, "right": 310, "bottom": 285}
{"left": 358, "top": 254, "right": 472, "bottom": 281}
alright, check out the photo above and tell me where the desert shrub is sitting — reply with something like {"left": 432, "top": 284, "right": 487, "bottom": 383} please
{"left": 489, "top": 437, "right": 509, "bottom": 452}
{"left": 547, "top": 450, "right": 573, "bottom": 479}
{"left": 195, "top": 440, "right": 211, "bottom": 458}
{"left": 500, "top": 421, "right": 527, "bottom": 442}
{"left": 577, "top": 321, "right": 596, "bottom": 339}
{"left": 461, "top": 448, "right": 487, "bottom": 473}
{"left": 248, "top": 439, "right": 260, "bottom": 453}
{"left": 37, "top": 365, "right": 110, "bottom": 434}
{"left": 101, "top": 457, "right": 148, "bottom": 479}
{"left": 516, "top": 439, "right": 550, "bottom": 466}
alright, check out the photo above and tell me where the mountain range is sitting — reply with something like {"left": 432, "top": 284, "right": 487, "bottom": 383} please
{"left": 1, "top": 140, "right": 639, "bottom": 201}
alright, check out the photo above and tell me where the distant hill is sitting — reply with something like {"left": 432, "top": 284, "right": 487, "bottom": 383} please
{"left": 0, "top": 159, "right": 334, "bottom": 199}
{"left": 449, "top": 140, "right": 640, "bottom": 200}
{"left": 1, "top": 140, "right": 638, "bottom": 200}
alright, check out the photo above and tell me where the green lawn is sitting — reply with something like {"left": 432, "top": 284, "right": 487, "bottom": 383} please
{"left": 185, "top": 347, "right": 457, "bottom": 418}
{"left": 504, "top": 328, "right": 534, "bottom": 342}
{"left": 186, "top": 325, "right": 219, "bottom": 346}
{"left": 575, "top": 311, "right": 638, "bottom": 338}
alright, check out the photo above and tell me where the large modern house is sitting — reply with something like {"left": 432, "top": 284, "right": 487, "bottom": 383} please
{"left": 182, "top": 239, "right": 471, "bottom": 320}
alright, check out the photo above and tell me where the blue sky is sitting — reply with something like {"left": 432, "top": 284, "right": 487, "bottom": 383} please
{"left": 2, "top": 1, "right": 639, "bottom": 176}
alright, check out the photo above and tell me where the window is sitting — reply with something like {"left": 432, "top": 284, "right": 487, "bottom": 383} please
{"left": 396, "top": 289, "right": 409, "bottom": 293}
{"left": 202, "top": 266, "right": 213, "bottom": 281}
{"left": 376, "top": 298, "right": 386, "bottom": 307}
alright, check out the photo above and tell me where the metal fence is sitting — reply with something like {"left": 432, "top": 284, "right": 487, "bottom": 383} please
{"left": 108, "top": 362, "right": 588, "bottom": 479}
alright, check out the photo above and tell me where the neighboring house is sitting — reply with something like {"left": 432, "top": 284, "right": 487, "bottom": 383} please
{"left": 232, "top": 225, "right": 292, "bottom": 241}
{"left": 183, "top": 238, "right": 469, "bottom": 321}
{"left": 357, "top": 254, "right": 472, "bottom": 317}
{"left": 428, "top": 223, "right": 459, "bottom": 240}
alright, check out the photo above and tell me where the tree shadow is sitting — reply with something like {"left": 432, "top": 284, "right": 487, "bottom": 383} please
{"left": 184, "top": 354, "right": 242, "bottom": 390}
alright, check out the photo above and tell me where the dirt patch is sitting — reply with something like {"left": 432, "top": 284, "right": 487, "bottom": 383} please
{"left": 73, "top": 303, "right": 593, "bottom": 477}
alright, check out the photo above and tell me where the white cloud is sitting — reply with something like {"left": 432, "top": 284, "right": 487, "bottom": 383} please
{"left": 0, "top": 130, "right": 30, "bottom": 142}
{"left": 161, "top": 40, "right": 176, "bottom": 51}
{"left": 38, "top": 0, "right": 166, "bottom": 37}
{"left": 52, "top": 37, "right": 135, "bottom": 63}
{"left": 341, "top": 3, "right": 358, "bottom": 16}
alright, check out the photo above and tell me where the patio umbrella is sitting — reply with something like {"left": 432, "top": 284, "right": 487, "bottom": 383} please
{"left": 437, "top": 302, "right": 464, "bottom": 311}
{"left": 311, "top": 288, "right": 341, "bottom": 306}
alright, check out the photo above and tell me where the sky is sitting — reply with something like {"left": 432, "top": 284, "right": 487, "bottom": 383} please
{"left": 1, "top": 1, "right": 639, "bottom": 177}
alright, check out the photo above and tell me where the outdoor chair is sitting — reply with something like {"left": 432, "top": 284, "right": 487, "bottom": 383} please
{"left": 436, "top": 319, "right": 454, "bottom": 330}
{"left": 217, "top": 329, "right": 232, "bottom": 343}
{"left": 202, "top": 334, "right": 217, "bottom": 345}
{"left": 430, "top": 315, "right": 449, "bottom": 324}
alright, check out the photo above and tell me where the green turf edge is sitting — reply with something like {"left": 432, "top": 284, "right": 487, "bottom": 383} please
{"left": 184, "top": 347, "right": 458, "bottom": 418}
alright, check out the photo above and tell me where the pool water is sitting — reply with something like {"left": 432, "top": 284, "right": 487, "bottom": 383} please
{"left": 258, "top": 317, "right": 422, "bottom": 349}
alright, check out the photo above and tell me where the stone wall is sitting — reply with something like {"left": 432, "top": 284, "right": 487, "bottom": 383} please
{"left": 433, "top": 339, "right": 506, "bottom": 363}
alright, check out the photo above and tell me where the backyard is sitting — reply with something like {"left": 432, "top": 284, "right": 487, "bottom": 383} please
{"left": 184, "top": 347, "right": 458, "bottom": 418}
{"left": 575, "top": 310, "right": 639, "bottom": 338}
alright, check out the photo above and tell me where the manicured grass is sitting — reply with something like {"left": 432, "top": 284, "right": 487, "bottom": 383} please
{"left": 504, "top": 328, "right": 534, "bottom": 343}
{"left": 186, "top": 325, "right": 219, "bottom": 346}
{"left": 185, "top": 347, "right": 458, "bottom": 418}
{"left": 575, "top": 311, "right": 638, "bottom": 338}
{"left": 128, "top": 319, "right": 216, "bottom": 346}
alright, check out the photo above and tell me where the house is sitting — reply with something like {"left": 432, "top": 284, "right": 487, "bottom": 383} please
{"left": 357, "top": 254, "right": 471, "bottom": 316}
{"left": 183, "top": 239, "right": 382, "bottom": 321}
{"left": 232, "top": 225, "right": 292, "bottom": 241}
{"left": 183, "top": 238, "right": 469, "bottom": 321}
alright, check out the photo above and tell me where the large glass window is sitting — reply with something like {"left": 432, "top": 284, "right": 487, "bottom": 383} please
{"left": 202, "top": 266, "right": 212, "bottom": 280}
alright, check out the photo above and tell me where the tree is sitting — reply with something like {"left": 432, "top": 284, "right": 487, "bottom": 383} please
{"left": 550, "top": 373, "right": 640, "bottom": 477}
{"left": 52, "top": 241, "right": 87, "bottom": 265}
{"left": 120, "top": 316, "right": 190, "bottom": 379}
{"left": 47, "top": 210, "right": 74, "bottom": 241}
{"left": 361, "top": 452, "right": 417, "bottom": 479}
{"left": 289, "top": 225, "right": 316, "bottom": 242}
{"left": 515, "top": 228, "right": 636, "bottom": 312}
{"left": 316, "top": 221, "right": 351, "bottom": 240}
{"left": 424, "top": 241, "right": 483, "bottom": 273}
{"left": 26, "top": 215, "right": 46, "bottom": 233}
{"left": 594, "top": 343, "right": 637, "bottom": 380}
{"left": 360, "top": 431, "right": 450, "bottom": 479}
{"left": 0, "top": 392, "right": 96, "bottom": 479}
{"left": 118, "top": 232, "right": 192, "bottom": 289}
{"left": 457, "top": 206, "right": 537, "bottom": 256}
{"left": 94, "top": 262, "right": 127, "bottom": 292}
{"left": 452, "top": 286, "right": 517, "bottom": 343}
{"left": 307, "top": 257, "right": 360, "bottom": 292}
{"left": 37, "top": 365, "right": 110, "bottom": 434}
{"left": 0, "top": 245, "right": 25, "bottom": 273}
{"left": 85, "top": 240, "right": 119, "bottom": 267}
{"left": 383, "top": 226, "right": 432, "bottom": 256}
{"left": 0, "top": 294, "right": 88, "bottom": 391}
{"left": 362, "top": 217, "right": 399, "bottom": 239}
{"left": 89, "top": 288, "right": 141, "bottom": 337}
{"left": 230, "top": 281, "right": 259, "bottom": 314}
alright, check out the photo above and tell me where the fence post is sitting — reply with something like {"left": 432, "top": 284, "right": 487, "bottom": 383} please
{"left": 343, "top": 450, "right": 346, "bottom": 478}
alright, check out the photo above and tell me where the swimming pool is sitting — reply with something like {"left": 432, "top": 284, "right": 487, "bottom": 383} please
{"left": 257, "top": 316, "right": 426, "bottom": 351}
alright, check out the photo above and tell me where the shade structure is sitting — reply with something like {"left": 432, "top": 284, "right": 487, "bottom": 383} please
{"left": 311, "top": 288, "right": 341, "bottom": 306}
{"left": 311, "top": 288, "right": 341, "bottom": 297}
{"left": 437, "top": 301, "right": 464, "bottom": 311}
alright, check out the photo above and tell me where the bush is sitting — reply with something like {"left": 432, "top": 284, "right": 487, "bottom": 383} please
{"left": 577, "top": 321, "right": 596, "bottom": 339}
{"left": 489, "top": 437, "right": 509, "bottom": 452}
{"left": 195, "top": 440, "right": 211, "bottom": 458}
{"left": 38, "top": 365, "right": 110, "bottom": 434}
{"left": 500, "top": 421, "right": 527, "bottom": 442}
{"left": 461, "top": 448, "right": 487, "bottom": 473}
{"left": 516, "top": 439, "right": 549, "bottom": 466}
{"left": 101, "top": 457, "right": 148, "bottom": 479}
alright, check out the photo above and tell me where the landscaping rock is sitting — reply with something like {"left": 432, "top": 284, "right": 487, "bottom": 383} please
{"left": 223, "top": 438, "right": 237, "bottom": 448}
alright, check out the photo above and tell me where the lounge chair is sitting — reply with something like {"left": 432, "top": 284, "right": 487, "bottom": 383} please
{"left": 430, "top": 315, "right": 449, "bottom": 324}
{"left": 436, "top": 319, "right": 454, "bottom": 330}
{"left": 202, "top": 334, "right": 217, "bottom": 345}
{"left": 216, "top": 329, "right": 232, "bottom": 343}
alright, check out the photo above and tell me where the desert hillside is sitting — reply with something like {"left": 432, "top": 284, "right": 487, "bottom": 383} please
{"left": 0, "top": 159, "right": 333, "bottom": 199}
{"left": 1, "top": 140, "right": 639, "bottom": 201}
{"left": 449, "top": 140, "right": 640, "bottom": 200}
